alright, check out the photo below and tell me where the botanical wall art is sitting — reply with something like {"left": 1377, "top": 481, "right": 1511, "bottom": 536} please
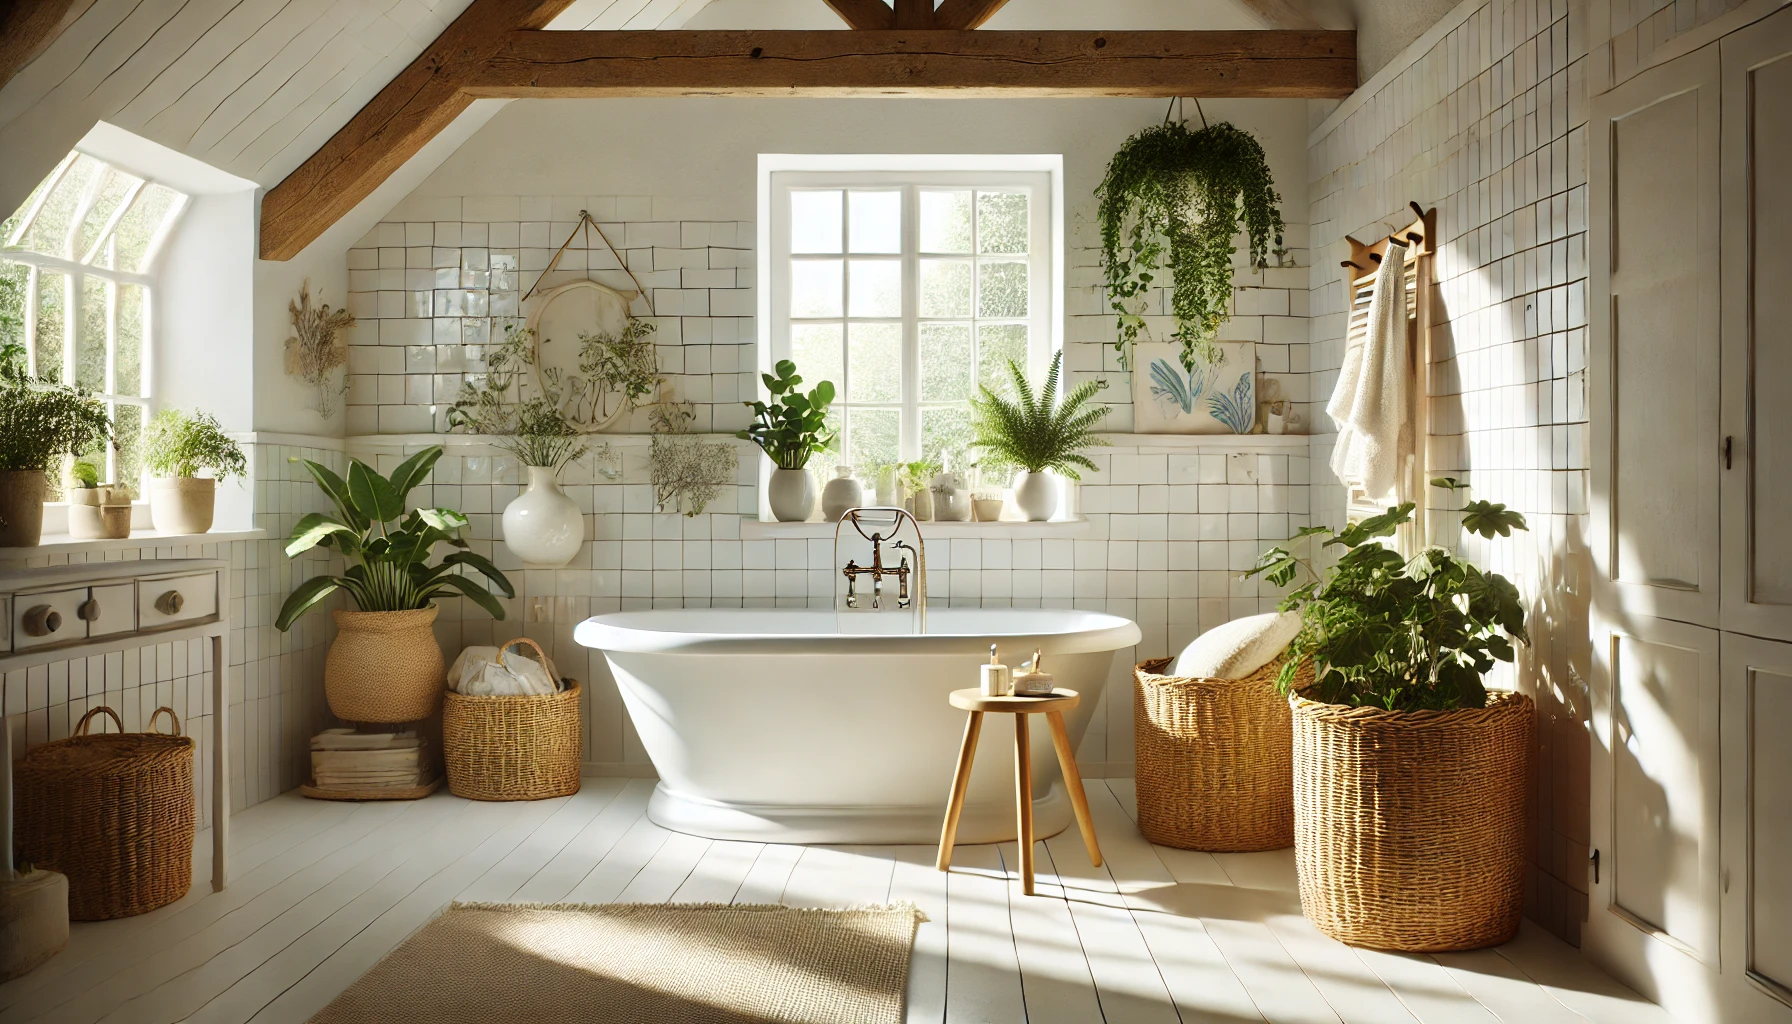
{"left": 1131, "top": 341, "right": 1256, "bottom": 435}
{"left": 284, "top": 280, "right": 355, "bottom": 419}
{"left": 650, "top": 400, "right": 736, "bottom": 518}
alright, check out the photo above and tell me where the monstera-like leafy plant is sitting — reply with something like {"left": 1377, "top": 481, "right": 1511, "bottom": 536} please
{"left": 737, "top": 359, "right": 837, "bottom": 470}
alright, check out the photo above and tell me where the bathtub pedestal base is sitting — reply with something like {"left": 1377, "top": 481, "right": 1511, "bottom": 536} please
{"left": 648, "top": 780, "right": 1077, "bottom": 846}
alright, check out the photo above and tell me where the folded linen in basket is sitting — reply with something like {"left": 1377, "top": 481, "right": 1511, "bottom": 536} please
{"left": 447, "top": 645, "right": 557, "bottom": 696}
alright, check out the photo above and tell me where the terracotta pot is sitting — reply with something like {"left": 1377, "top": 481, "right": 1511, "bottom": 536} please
{"left": 147, "top": 477, "right": 216, "bottom": 535}
{"left": 0, "top": 470, "right": 47, "bottom": 547}
{"left": 325, "top": 606, "right": 445, "bottom": 723}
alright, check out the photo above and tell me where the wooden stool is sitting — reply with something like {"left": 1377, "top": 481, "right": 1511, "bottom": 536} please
{"left": 936, "top": 688, "right": 1103, "bottom": 895}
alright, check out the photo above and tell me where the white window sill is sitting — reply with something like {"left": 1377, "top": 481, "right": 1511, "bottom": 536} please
{"left": 740, "top": 519, "right": 1092, "bottom": 539}
{"left": 4, "top": 529, "right": 268, "bottom": 557}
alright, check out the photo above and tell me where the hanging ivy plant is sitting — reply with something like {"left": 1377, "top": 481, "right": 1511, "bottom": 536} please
{"left": 1096, "top": 119, "right": 1285, "bottom": 371}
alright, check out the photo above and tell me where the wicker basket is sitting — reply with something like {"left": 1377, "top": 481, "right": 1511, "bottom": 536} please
{"left": 443, "top": 638, "right": 582, "bottom": 801}
{"left": 1133, "top": 656, "right": 1312, "bottom": 851}
{"left": 1292, "top": 691, "right": 1534, "bottom": 951}
{"left": 17, "top": 707, "right": 195, "bottom": 921}
{"left": 326, "top": 606, "right": 446, "bottom": 723}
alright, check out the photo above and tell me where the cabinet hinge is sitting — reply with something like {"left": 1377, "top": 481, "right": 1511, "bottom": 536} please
{"left": 1724, "top": 435, "right": 1733, "bottom": 469}
{"left": 1590, "top": 848, "right": 1601, "bottom": 885}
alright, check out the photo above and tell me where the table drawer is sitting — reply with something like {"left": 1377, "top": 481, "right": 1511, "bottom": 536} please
{"left": 138, "top": 573, "right": 218, "bottom": 629}
{"left": 13, "top": 587, "right": 90, "bottom": 650}
{"left": 84, "top": 583, "right": 136, "bottom": 637}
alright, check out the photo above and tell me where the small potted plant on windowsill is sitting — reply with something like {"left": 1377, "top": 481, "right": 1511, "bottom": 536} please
{"left": 142, "top": 408, "right": 246, "bottom": 535}
{"left": 277, "top": 445, "right": 514, "bottom": 723}
{"left": 65, "top": 458, "right": 134, "bottom": 540}
{"left": 969, "top": 351, "right": 1109, "bottom": 522}
{"left": 738, "top": 359, "right": 837, "bottom": 522}
{"left": 0, "top": 343, "right": 112, "bottom": 547}
{"left": 1244, "top": 483, "right": 1533, "bottom": 952}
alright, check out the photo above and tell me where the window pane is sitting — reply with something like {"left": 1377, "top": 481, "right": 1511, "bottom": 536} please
{"left": 0, "top": 260, "right": 25, "bottom": 355}
{"left": 920, "top": 190, "right": 972, "bottom": 253}
{"left": 77, "top": 276, "right": 107, "bottom": 390}
{"left": 848, "top": 191, "right": 900, "bottom": 253}
{"left": 789, "top": 322, "right": 843, "bottom": 393}
{"left": 847, "top": 407, "right": 899, "bottom": 472}
{"left": 790, "top": 190, "right": 843, "bottom": 254}
{"left": 113, "top": 183, "right": 181, "bottom": 272}
{"left": 978, "top": 260, "right": 1028, "bottom": 318}
{"left": 921, "top": 405, "right": 973, "bottom": 468}
{"left": 919, "top": 259, "right": 971, "bottom": 318}
{"left": 978, "top": 323, "right": 1029, "bottom": 391}
{"left": 16, "top": 155, "right": 101, "bottom": 257}
{"left": 847, "top": 322, "right": 901, "bottom": 402}
{"left": 113, "top": 402, "right": 145, "bottom": 493}
{"left": 920, "top": 322, "right": 971, "bottom": 402}
{"left": 790, "top": 259, "right": 843, "bottom": 318}
{"left": 116, "top": 283, "right": 144, "bottom": 397}
{"left": 847, "top": 259, "right": 900, "bottom": 318}
{"left": 1, "top": 163, "right": 59, "bottom": 245}
{"left": 976, "top": 191, "right": 1029, "bottom": 254}
{"left": 79, "top": 168, "right": 142, "bottom": 262}
{"left": 35, "top": 269, "right": 65, "bottom": 378}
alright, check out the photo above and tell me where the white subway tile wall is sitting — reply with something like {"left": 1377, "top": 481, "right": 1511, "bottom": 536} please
{"left": 1307, "top": 0, "right": 1590, "bottom": 943}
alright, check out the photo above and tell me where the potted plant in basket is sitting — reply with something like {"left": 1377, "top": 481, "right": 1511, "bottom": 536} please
{"left": 1244, "top": 482, "right": 1533, "bottom": 951}
{"left": 276, "top": 445, "right": 514, "bottom": 723}
{"left": 968, "top": 351, "right": 1109, "bottom": 522}
{"left": 65, "top": 458, "right": 134, "bottom": 540}
{"left": 142, "top": 408, "right": 246, "bottom": 535}
{"left": 737, "top": 359, "right": 837, "bottom": 522}
{"left": 0, "top": 343, "right": 112, "bottom": 547}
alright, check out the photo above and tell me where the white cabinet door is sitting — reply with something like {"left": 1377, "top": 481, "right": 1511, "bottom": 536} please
{"left": 1721, "top": 6, "right": 1792, "bottom": 644}
{"left": 1721, "top": 632, "right": 1792, "bottom": 1020}
{"left": 1589, "top": 44, "right": 1723, "bottom": 630}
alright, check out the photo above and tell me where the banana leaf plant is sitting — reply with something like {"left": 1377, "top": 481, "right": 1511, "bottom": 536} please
{"left": 275, "top": 446, "right": 513, "bottom": 630}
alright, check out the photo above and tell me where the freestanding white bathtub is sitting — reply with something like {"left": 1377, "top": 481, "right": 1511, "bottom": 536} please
{"left": 575, "top": 608, "right": 1141, "bottom": 844}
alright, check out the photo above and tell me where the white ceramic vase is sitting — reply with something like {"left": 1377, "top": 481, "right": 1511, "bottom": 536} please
{"left": 1012, "top": 469, "right": 1058, "bottom": 522}
{"left": 768, "top": 468, "right": 815, "bottom": 522}
{"left": 820, "top": 466, "right": 863, "bottom": 522}
{"left": 148, "top": 477, "right": 216, "bottom": 535}
{"left": 502, "top": 466, "right": 583, "bottom": 567}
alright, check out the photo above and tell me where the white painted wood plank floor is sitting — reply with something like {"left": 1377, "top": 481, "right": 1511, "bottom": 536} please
{"left": 0, "top": 778, "right": 1678, "bottom": 1024}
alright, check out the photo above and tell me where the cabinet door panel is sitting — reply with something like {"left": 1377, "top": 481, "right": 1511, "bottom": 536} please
{"left": 1722, "top": 8, "right": 1792, "bottom": 642}
{"left": 1720, "top": 632, "right": 1792, "bottom": 1018}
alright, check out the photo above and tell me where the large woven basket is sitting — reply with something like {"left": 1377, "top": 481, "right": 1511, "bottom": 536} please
{"left": 326, "top": 606, "right": 446, "bottom": 723}
{"left": 443, "top": 638, "right": 582, "bottom": 801}
{"left": 17, "top": 707, "right": 195, "bottom": 921}
{"left": 1292, "top": 690, "right": 1534, "bottom": 951}
{"left": 1134, "top": 656, "right": 1312, "bottom": 851}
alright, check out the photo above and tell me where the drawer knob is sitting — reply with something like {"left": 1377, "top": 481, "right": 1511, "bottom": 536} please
{"left": 78, "top": 598, "right": 101, "bottom": 622}
{"left": 156, "top": 590, "right": 185, "bottom": 615}
{"left": 22, "top": 605, "right": 62, "bottom": 637}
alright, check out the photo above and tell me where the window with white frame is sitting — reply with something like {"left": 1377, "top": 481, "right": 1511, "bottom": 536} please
{"left": 0, "top": 151, "right": 187, "bottom": 492}
{"left": 768, "top": 167, "right": 1055, "bottom": 476}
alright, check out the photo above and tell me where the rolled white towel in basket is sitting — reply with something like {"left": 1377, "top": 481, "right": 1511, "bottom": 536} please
{"left": 448, "top": 643, "right": 558, "bottom": 696}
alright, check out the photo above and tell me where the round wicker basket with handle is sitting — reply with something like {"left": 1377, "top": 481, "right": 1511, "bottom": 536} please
{"left": 326, "top": 606, "right": 445, "bottom": 723}
{"left": 443, "top": 637, "right": 582, "bottom": 801}
{"left": 1133, "top": 656, "right": 1313, "bottom": 852}
{"left": 1292, "top": 690, "right": 1533, "bottom": 951}
{"left": 17, "top": 706, "right": 195, "bottom": 921}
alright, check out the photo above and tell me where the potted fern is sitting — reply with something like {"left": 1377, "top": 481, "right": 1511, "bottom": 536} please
{"left": 277, "top": 445, "right": 513, "bottom": 723}
{"left": 969, "top": 351, "right": 1109, "bottom": 521}
{"left": 1244, "top": 483, "right": 1533, "bottom": 951}
{"left": 142, "top": 408, "right": 246, "bottom": 535}
{"left": 738, "top": 359, "right": 837, "bottom": 522}
{"left": 0, "top": 343, "right": 112, "bottom": 547}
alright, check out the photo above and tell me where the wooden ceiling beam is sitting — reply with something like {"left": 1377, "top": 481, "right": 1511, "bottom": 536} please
{"left": 0, "top": 0, "right": 97, "bottom": 93}
{"left": 821, "top": 0, "right": 896, "bottom": 29}
{"left": 261, "top": 26, "right": 1356, "bottom": 259}
{"left": 933, "top": 0, "right": 1011, "bottom": 30}
{"left": 894, "top": 0, "right": 934, "bottom": 29}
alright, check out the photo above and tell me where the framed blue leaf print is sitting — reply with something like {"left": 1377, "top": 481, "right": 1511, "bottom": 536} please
{"left": 1131, "top": 341, "right": 1257, "bottom": 434}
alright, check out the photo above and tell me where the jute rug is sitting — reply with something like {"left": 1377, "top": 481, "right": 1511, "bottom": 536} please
{"left": 307, "top": 901, "right": 924, "bottom": 1024}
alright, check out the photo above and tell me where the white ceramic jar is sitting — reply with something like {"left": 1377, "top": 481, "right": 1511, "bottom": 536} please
{"left": 1011, "top": 469, "right": 1058, "bottom": 522}
{"left": 502, "top": 466, "right": 583, "bottom": 567}
{"left": 820, "top": 465, "right": 863, "bottom": 522}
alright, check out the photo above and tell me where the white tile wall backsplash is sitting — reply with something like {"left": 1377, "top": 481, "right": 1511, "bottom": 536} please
{"left": 1306, "top": 0, "right": 1591, "bottom": 943}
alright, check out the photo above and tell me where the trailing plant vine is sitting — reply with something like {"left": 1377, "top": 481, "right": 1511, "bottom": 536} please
{"left": 1096, "top": 119, "right": 1285, "bottom": 372}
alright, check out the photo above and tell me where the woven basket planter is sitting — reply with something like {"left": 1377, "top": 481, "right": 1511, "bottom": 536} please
{"left": 1292, "top": 690, "right": 1534, "bottom": 951}
{"left": 17, "top": 707, "right": 195, "bottom": 921}
{"left": 326, "top": 606, "right": 445, "bottom": 723}
{"left": 443, "top": 639, "right": 582, "bottom": 801}
{"left": 1134, "top": 656, "right": 1312, "bottom": 851}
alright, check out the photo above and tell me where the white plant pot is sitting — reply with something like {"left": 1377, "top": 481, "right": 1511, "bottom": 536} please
{"left": 767, "top": 468, "right": 815, "bottom": 522}
{"left": 820, "top": 468, "right": 863, "bottom": 522}
{"left": 148, "top": 477, "right": 216, "bottom": 535}
{"left": 502, "top": 466, "right": 583, "bottom": 567}
{"left": 1012, "top": 470, "right": 1058, "bottom": 522}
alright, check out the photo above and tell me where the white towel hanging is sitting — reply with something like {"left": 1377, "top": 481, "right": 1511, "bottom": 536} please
{"left": 1328, "top": 240, "right": 1412, "bottom": 506}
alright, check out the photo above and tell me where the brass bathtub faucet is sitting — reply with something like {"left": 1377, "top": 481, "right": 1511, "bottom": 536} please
{"left": 834, "top": 507, "right": 927, "bottom": 631}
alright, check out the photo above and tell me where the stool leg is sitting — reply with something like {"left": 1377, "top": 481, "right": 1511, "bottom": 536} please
{"left": 1047, "top": 709, "right": 1103, "bottom": 868}
{"left": 1015, "top": 714, "right": 1034, "bottom": 896}
{"left": 936, "top": 711, "right": 983, "bottom": 871}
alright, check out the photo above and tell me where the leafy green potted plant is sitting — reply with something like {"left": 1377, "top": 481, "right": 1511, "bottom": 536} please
{"left": 737, "top": 359, "right": 837, "bottom": 522}
{"left": 65, "top": 458, "right": 133, "bottom": 540}
{"left": 277, "top": 445, "right": 513, "bottom": 723}
{"left": 1244, "top": 484, "right": 1533, "bottom": 951}
{"left": 0, "top": 342, "right": 112, "bottom": 547}
{"left": 968, "top": 351, "right": 1109, "bottom": 522}
{"left": 449, "top": 373, "right": 593, "bottom": 568}
{"left": 142, "top": 408, "right": 246, "bottom": 535}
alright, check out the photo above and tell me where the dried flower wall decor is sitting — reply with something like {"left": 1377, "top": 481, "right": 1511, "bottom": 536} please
{"left": 284, "top": 279, "right": 355, "bottom": 418}
{"left": 649, "top": 400, "right": 737, "bottom": 518}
